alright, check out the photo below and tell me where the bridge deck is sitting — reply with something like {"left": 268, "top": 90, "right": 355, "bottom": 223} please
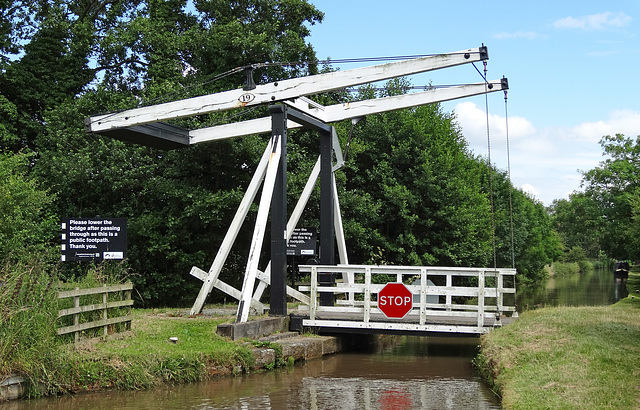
{"left": 290, "top": 310, "right": 517, "bottom": 337}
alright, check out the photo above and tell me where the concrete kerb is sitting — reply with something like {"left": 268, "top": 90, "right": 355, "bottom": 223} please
{"left": 1, "top": 374, "right": 28, "bottom": 402}
{"left": 215, "top": 315, "right": 344, "bottom": 369}
{"left": 217, "top": 316, "right": 289, "bottom": 340}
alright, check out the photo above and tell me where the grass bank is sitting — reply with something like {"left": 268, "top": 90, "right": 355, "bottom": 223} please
{"left": 476, "top": 272, "right": 640, "bottom": 409}
{"left": 1, "top": 257, "right": 271, "bottom": 398}
{"left": 5, "top": 308, "right": 270, "bottom": 398}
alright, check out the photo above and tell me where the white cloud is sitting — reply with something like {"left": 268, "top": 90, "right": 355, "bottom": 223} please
{"left": 553, "top": 12, "right": 632, "bottom": 30}
{"left": 565, "top": 109, "right": 640, "bottom": 143}
{"left": 453, "top": 101, "right": 536, "bottom": 153}
{"left": 451, "top": 103, "right": 640, "bottom": 205}
{"left": 521, "top": 184, "right": 539, "bottom": 197}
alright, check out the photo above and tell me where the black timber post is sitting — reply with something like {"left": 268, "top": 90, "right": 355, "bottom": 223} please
{"left": 319, "top": 128, "right": 335, "bottom": 306}
{"left": 269, "top": 104, "right": 287, "bottom": 316}
{"left": 267, "top": 106, "right": 335, "bottom": 308}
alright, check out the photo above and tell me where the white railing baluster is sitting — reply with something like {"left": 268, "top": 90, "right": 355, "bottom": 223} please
{"left": 419, "top": 268, "right": 427, "bottom": 325}
{"left": 477, "top": 271, "right": 485, "bottom": 329}
{"left": 310, "top": 266, "right": 318, "bottom": 320}
{"left": 445, "top": 273, "right": 452, "bottom": 308}
{"left": 364, "top": 267, "right": 372, "bottom": 323}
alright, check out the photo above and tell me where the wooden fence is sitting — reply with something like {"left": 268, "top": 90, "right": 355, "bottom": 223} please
{"left": 57, "top": 283, "right": 134, "bottom": 342}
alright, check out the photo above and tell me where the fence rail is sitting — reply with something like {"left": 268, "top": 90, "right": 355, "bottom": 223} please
{"left": 297, "top": 265, "right": 516, "bottom": 334}
{"left": 57, "top": 283, "right": 133, "bottom": 342}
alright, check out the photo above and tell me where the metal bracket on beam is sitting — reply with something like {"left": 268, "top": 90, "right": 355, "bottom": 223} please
{"left": 479, "top": 44, "right": 489, "bottom": 61}
{"left": 243, "top": 66, "right": 257, "bottom": 91}
{"left": 285, "top": 106, "right": 333, "bottom": 134}
{"left": 86, "top": 120, "right": 191, "bottom": 150}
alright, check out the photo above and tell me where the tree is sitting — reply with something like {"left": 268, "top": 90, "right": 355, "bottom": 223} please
{"left": 487, "top": 165, "right": 561, "bottom": 282}
{"left": 579, "top": 134, "right": 640, "bottom": 260}
{"left": 337, "top": 82, "right": 494, "bottom": 267}
{"left": 0, "top": 151, "right": 57, "bottom": 260}
{"left": 22, "top": 0, "right": 325, "bottom": 306}
{"left": 549, "top": 193, "right": 603, "bottom": 258}
{"left": 0, "top": 0, "right": 142, "bottom": 151}
{"left": 550, "top": 134, "right": 640, "bottom": 261}
{"left": 628, "top": 187, "right": 640, "bottom": 260}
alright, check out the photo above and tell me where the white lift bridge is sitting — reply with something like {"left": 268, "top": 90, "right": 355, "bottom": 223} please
{"left": 86, "top": 45, "right": 516, "bottom": 335}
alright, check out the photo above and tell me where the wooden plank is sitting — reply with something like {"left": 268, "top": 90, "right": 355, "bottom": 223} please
{"left": 298, "top": 264, "right": 515, "bottom": 276}
{"left": 57, "top": 283, "right": 133, "bottom": 299}
{"left": 87, "top": 48, "right": 485, "bottom": 132}
{"left": 237, "top": 134, "right": 281, "bottom": 323}
{"left": 186, "top": 81, "right": 505, "bottom": 144}
{"left": 190, "top": 267, "right": 267, "bottom": 311}
{"left": 301, "top": 319, "right": 488, "bottom": 335}
{"left": 58, "top": 299, "right": 133, "bottom": 318}
{"left": 57, "top": 314, "right": 133, "bottom": 336}
{"left": 296, "top": 310, "right": 515, "bottom": 328}
{"left": 189, "top": 144, "right": 271, "bottom": 315}
{"left": 56, "top": 283, "right": 134, "bottom": 341}
{"left": 95, "top": 122, "right": 190, "bottom": 149}
{"left": 320, "top": 82, "right": 505, "bottom": 123}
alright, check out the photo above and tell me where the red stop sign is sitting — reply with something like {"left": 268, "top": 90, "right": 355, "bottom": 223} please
{"left": 378, "top": 282, "right": 413, "bottom": 319}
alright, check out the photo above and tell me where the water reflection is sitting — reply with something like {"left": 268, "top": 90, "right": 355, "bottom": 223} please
{"left": 6, "top": 337, "right": 499, "bottom": 410}
{"left": 614, "top": 276, "right": 629, "bottom": 302}
{"left": 516, "top": 268, "right": 628, "bottom": 312}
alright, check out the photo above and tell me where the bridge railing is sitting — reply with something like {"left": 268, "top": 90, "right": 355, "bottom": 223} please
{"left": 297, "top": 265, "right": 516, "bottom": 333}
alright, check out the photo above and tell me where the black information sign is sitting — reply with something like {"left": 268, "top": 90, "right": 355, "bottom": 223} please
{"left": 61, "top": 218, "right": 127, "bottom": 262}
{"left": 286, "top": 227, "right": 317, "bottom": 257}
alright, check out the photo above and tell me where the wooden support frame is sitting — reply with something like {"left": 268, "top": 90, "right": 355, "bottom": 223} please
{"left": 85, "top": 46, "right": 510, "bottom": 323}
{"left": 87, "top": 47, "right": 490, "bottom": 133}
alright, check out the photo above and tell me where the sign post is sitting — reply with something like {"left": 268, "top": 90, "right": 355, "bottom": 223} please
{"left": 378, "top": 283, "right": 413, "bottom": 319}
{"left": 61, "top": 218, "right": 127, "bottom": 262}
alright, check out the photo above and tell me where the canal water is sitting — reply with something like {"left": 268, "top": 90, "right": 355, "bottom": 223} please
{"left": 515, "top": 268, "right": 628, "bottom": 311}
{"left": 5, "top": 336, "right": 500, "bottom": 409}
{"left": 6, "top": 268, "right": 625, "bottom": 409}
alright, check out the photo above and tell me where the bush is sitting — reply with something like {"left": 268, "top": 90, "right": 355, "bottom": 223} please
{"left": 551, "top": 262, "right": 580, "bottom": 277}
{"left": 593, "top": 251, "right": 615, "bottom": 270}
{"left": 565, "top": 246, "right": 586, "bottom": 263}
{"left": 577, "top": 259, "right": 593, "bottom": 275}
{"left": 0, "top": 255, "right": 60, "bottom": 376}
{"left": 0, "top": 151, "right": 58, "bottom": 262}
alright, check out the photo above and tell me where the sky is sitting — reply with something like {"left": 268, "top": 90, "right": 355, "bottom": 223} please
{"left": 305, "top": 1, "right": 640, "bottom": 206}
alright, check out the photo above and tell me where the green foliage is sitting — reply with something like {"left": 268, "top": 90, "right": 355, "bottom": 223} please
{"left": 577, "top": 259, "right": 593, "bottom": 275}
{"left": 559, "top": 246, "right": 593, "bottom": 275}
{"left": 549, "top": 194, "right": 603, "bottom": 258}
{"left": 553, "top": 134, "right": 640, "bottom": 261}
{"left": 551, "top": 261, "right": 580, "bottom": 277}
{"left": 487, "top": 165, "right": 561, "bottom": 282}
{"left": 339, "top": 90, "right": 493, "bottom": 267}
{"left": 593, "top": 250, "right": 615, "bottom": 270}
{"left": 628, "top": 186, "right": 640, "bottom": 260}
{"left": 564, "top": 246, "right": 586, "bottom": 263}
{"left": 0, "top": 255, "right": 60, "bottom": 376}
{"left": 0, "top": 151, "right": 58, "bottom": 261}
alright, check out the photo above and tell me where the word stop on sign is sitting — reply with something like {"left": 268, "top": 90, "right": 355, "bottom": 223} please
{"left": 378, "top": 283, "right": 413, "bottom": 319}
